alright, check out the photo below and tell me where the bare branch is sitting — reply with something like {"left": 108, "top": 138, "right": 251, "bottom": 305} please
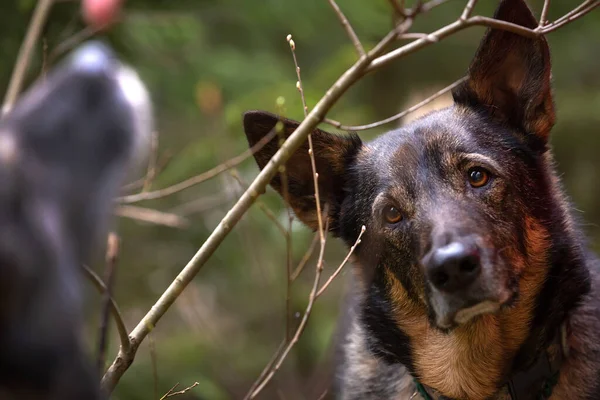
{"left": 291, "top": 232, "right": 319, "bottom": 281}
{"left": 160, "top": 382, "right": 200, "bottom": 399}
{"left": 546, "top": 0, "right": 593, "bottom": 28}
{"left": 461, "top": 0, "right": 478, "bottom": 21}
{"left": 230, "top": 170, "right": 288, "bottom": 238}
{"left": 47, "top": 26, "right": 98, "bottom": 67}
{"left": 287, "top": 35, "right": 309, "bottom": 116}
{"left": 115, "top": 205, "right": 189, "bottom": 229}
{"left": 143, "top": 131, "right": 160, "bottom": 192}
{"left": 325, "top": 77, "right": 466, "bottom": 131}
{"left": 121, "top": 151, "right": 175, "bottom": 194}
{"left": 539, "top": 0, "right": 551, "bottom": 27}
{"left": 538, "top": 1, "right": 599, "bottom": 34}
{"left": 2, "top": 0, "right": 54, "bottom": 115}
{"left": 81, "top": 265, "right": 130, "bottom": 353}
{"left": 171, "top": 192, "right": 235, "bottom": 216}
{"left": 370, "top": 1, "right": 598, "bottom": 71}
{"left": 388, "top": 0, "right": 407, "bottom": 19}
{"left": 420, "top": 0, "right": 453, "bottom": 14}
{"left": 97, "top": 233, "right": 121, "bottom": 372}
{"left": 316, "top": 225, "right": 365, "bottom": 297}
{"left": 287, "top": 36, "right": 327, "bottom": 252}
{"left": 327, "top": 0, "right": 365, "bottom": 57}
{"left": 245, "top": 339, "right": 286, "bottom": 399}
{"left": 369, "top": 18, "right": 528, "bottom": 72}
{"left": 118, "top": 127, "right": 278, "bottom": 204}
{"left": 247, "top": 216, "right": 331, "bottom": 399}
{"left": 272, "top": 114, "right": 296, "bottom": 342}
{"left": 246, "top": 219, "right": 369, "bottom": 398}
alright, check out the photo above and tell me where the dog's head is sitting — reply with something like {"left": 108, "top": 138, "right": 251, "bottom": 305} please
{"left": 0, "top": 42, "right": 151, "bottom": 399}
{"left": 244, "top": 0, "right": 554, "bottom": 333}
{"left": 243, "top": 0, "right": 555, "bottom": 336}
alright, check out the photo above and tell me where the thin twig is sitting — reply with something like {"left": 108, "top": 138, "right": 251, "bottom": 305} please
{"left": 245, "top": 339, "right": 286, "bottom": 398}
{"left": 2, "top": 0, "right": 54, "bottom": 115}
{"left": 316, "top": 225, "right": 365, "bottom": 297}
{"left": 171, "top": 192, "right": 236, "bottom": 216}
{"left": 369, "top": 2, "right": 598, "bottom": 71}
{"left": 288, "top": 34, "right": 323, "bottom": 348}
{"left": 538, "top": 1, "right": 599, "bottom": 34}
{"left": 325, "top": 77, "right": 466, "bottom": 131}
{"left": 121, "top": 151, "right": 175, "bottom": 193}
{"left": 247, "top": 215, "right": 331, "bottom": 399}
{"left": 47, "top": 26, "right": 98, "bottom": 67}
{"left": 81, "top": 265, "right": 130, "bottom": 353}
{"left": 229, "top": 170, "right": 288, "bottom": 237}
{"left": 160, "top": 382, "right": 200, "bottom": 399}
{"left": 161, "top": 383, "right": 179, "bottom": 400}
{"left": 420, "top": 0, "right": 452, "bottom": 14}
{"left": 461, "top": 0, "right": 478, "bottom": 21}
{"left": 388, "top": 0, "right": 407, "bottom": 19}
{"left": 290, "top": 232, "right": 319, "bottom": 281}
{"left": 539, "top": 0, "right": 551, "bottom": 27}
{"left": 544, "top": 0, "right": 593, "bottom": 28}
{"left": 143, "top": 131, "right": 160, "bottom": 192}
{"left": 118, "top": 127, "right": 278, "bottom": 204}
{"left": 317, "top": 389, "right": 329, "bottom": 400}
{"left": 398, "top": 32, "right": 430, "bottom": 40}
{"left": 249, "top": 218, "right": 368, "bottom": 398}
{"left": 115, "top": 205, "right": 189, "bottom": 229}
{"left": 287, "top": 35, "right": 309, "bottom": 116}
{"left": 327, "top": 0, "right": 365, "bottom": 57}
{"left": 275, "top": 92, "right": 294, "bottom": 342}
{"left": 97, "top": 233, "right": 120, "bottom": 372}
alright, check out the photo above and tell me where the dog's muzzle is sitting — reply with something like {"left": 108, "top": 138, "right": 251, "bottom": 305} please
{"left": 423, "top": 236, "right": 505, "bottom": 329}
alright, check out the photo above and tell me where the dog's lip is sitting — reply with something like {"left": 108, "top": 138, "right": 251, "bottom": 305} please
{"left": 435, "top": 300, "right": 501, "bottom": 329}
{"left": 433, "top": 289, "right": 514, "bottom": 329}
{"left": 453, "top": 300, "right": 501, "bottom": 324}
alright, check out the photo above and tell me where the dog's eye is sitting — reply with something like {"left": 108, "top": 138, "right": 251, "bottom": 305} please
{"left": 383, "top": 206, "right": 402, "bottom": 224}
{"left": 468, "top": 167, "right": 490, "bottom": 188}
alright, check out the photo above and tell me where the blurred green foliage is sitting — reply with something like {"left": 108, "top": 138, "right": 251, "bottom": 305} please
{"left": 1, "top": 1, "right": 599, "bottom": 399}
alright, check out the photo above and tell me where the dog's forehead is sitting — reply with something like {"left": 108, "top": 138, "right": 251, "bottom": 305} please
{"left": 361, "top": 108, "right": 475, "bottom": 176}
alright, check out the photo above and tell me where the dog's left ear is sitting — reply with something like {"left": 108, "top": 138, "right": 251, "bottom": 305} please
{"left": 243, "top": 111, "right": 362, "bottom": 234}
{"left": 453, "top": 0, "right": 554, "bottom": 149}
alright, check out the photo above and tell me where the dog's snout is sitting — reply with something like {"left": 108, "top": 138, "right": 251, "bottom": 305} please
{"left": 425, "top": 242, "right": 481, "bottom": 293}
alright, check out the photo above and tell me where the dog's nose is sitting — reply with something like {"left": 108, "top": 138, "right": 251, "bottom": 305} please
{"left": 425, "top": 242, "right": 481, "bottom": 292}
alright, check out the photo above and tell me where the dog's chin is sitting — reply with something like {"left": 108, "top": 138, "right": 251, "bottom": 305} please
{"left": 432, "top": 301, "right": 500, "bottom": 331}
{"left": 430, "top": 290, "right": 516, "bottom": 331}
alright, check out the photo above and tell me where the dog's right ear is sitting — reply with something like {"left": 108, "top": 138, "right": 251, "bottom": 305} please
{"left": 243, "top": 111, "right": 362, "bottom": 234}
{"left": 452, "top": 0, "right": 554, "bottom": 150}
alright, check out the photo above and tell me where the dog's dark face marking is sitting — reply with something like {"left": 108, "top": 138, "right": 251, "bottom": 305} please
{"left": 244, "top": 0, "right": 573, "bottom": 398}
{"left": 0, "top": 42, "right": 150, "bottom": 399}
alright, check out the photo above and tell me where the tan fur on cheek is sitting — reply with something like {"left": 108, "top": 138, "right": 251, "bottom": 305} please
{"left": 499, "top": 217, "right": 551, "bottom": 352}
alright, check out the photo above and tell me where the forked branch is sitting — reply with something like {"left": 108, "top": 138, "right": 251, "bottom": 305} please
{"left": 2, "top": 0, "right": 54, "bottom": 115}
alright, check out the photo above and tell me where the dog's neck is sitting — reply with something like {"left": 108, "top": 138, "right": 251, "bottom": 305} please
{"left": 416, "top": 323, "right": 565, "bottom": 400}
